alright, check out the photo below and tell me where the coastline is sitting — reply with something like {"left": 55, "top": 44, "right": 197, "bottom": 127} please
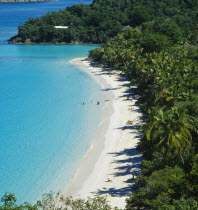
{"left": 62, "top": 58, "right": 143, "bottom": 209}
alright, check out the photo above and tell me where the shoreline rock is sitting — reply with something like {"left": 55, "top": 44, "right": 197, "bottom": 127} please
{"left": 8, "top": 37, "right": 93, "bottom": 45}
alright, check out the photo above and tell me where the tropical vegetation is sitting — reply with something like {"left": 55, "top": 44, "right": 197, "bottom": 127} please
{"left": 0, "top": 192, "right": 119, "bottom": 210}
{"left": 6, "top": 0, "right": 198, "bottom": 209}
{"left": 88, "top": 1, "right": 198, "bottom": 208}
{"left": 9, "top": 0, "right": 197, "bottom": 44}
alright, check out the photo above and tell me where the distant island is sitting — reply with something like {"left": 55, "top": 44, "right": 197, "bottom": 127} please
{"left": 0, "top": 0, "right": 54, "bottom": 2}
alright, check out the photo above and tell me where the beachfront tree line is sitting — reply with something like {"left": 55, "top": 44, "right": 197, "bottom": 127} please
{"left": 4, "top": 0, "right": 198, "bottom": 209}
{"left": 88, "top": 2, "right": 198, "bottom": 209}
{"left": 0, "top": 192, "right": 120, "bottom": 209}
{"left": 89, "top": 44, "right": 198, "bottom": 209}
{"left": 9, "top": 0, "right": 197, "bottom": 44}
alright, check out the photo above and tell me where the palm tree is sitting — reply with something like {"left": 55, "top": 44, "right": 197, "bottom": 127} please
{"left": 144, "top": 106, "right": 196, "bottom": 163}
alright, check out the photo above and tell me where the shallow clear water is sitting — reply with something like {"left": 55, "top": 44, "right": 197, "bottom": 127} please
{"left": 0, "top": 0, "right": 102, "bottom": 203}
{"left": 0, "top": 0, "right": 92, "bottom": 42}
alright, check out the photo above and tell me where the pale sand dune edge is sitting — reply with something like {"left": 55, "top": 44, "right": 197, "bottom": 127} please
{"left": 62, "top": 58, "right": 143, "bottom": 209}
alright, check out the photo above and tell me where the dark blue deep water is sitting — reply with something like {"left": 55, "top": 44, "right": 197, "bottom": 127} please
{"left": 0, "top": 0, "right": 102, "bottom": 203}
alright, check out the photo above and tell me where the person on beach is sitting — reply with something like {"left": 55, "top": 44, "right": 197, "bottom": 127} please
{"left": 97, "top": 101, "right": 100, "bottom": 105}
{"left": 106, "top": 178, "right": 112, "bottom": 182}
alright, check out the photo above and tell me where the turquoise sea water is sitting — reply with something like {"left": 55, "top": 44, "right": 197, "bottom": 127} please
{"left": 0, "top": 0, "right": 101, "bottom": 203}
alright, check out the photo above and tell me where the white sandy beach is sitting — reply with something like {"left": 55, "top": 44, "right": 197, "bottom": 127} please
{"left": 63, "top": 58, "right": 143, "bottom": 209}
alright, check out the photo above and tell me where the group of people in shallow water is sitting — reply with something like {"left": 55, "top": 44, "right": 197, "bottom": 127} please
{"left": 81, "top": 101, "right": 100, "bottom": 105}
{"left": 81, "top": 98, "right": 114, "bottom": 106}
{"left": 81, "top": 94, "right": 137, "bottom": 106}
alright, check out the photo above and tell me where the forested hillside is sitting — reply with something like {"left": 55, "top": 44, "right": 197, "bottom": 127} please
{"left": 9, "top": 0, "right": 197, "bottom": 44}
{"left": 88, "top": 0, "right": 198, "bottom": 209}
{"left": 89, "top": 32, "right": 198, "bottom": 209}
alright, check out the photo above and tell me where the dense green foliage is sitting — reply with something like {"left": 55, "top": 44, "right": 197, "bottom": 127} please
{"left": 88, "top": 0, "right": 198, "bottom": 209}
{"left": 0, "top": 193, "right": 40, "bottom": 209}
{"left": 0, "top": 193, "right": 119, "bottom": 210}
{"left": 9, "top": 0, "right": 197, "bottom": 44}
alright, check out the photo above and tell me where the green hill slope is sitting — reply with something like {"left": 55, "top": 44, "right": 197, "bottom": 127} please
{"left": 9, "top": 0, "right": 197, "bottom": 44}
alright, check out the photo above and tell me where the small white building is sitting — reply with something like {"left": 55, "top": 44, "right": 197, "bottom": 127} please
{"left": 54, "top": 26, "right": 68, "bottom": 29}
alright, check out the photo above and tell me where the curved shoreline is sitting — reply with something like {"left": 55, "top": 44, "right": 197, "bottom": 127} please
{"left": 62, "top": 58, "right": 143, "bottom": 209}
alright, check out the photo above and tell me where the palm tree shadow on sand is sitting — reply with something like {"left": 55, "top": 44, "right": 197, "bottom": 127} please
{"left": 84, "top": 58, "right": 143, "bottom": 198}
{"left": 93, "top": 148, "right": 143, "bottom": 197}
